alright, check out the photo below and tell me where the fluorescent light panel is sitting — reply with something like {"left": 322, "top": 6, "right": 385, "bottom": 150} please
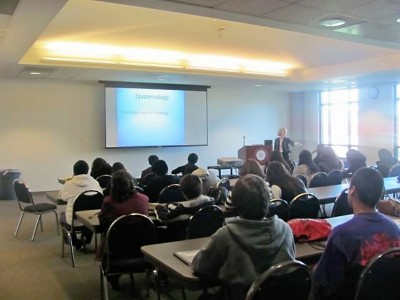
{"left": 41, "top": 42, "right": 292, "bottom": 77}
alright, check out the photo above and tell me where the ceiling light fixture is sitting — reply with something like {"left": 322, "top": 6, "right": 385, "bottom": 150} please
{"left": 397, "top": 18, "right": 400, "bottom": 23}
{"left": 41, "top": 57, "right": 115, "bottom": 64}
{"left": 319, "top": 18, "right": 346, "bottom": 27}
{"left": 41, "top": 42, "right": 292, "bottom": 77}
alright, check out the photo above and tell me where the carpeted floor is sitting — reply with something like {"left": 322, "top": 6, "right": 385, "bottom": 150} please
{"left": 0, "top": 193, "right": 205, "bottom": 300}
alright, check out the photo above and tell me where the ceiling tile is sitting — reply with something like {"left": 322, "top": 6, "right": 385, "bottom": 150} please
{"left": 348, "top": 0, "right": 400, "bottom": 21}
{"left": 216, "top": 0, "right": 290, "bottom": 17}
{"left": 298, "top": 0, "right": 373, "bottom": 13}
{"left": 262, "top": 3, "right": 330, "bottom": 25}
{"left": 336, "top": 22, "right": 400, "bottom": 42}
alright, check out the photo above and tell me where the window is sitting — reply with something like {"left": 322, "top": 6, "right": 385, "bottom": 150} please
{"left": 320, "top": 89, "right": 359, "bottom": 158}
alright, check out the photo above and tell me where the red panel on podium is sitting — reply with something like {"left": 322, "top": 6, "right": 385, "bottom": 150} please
{"left": 238, "top": 145, "right": 273, "bottom": 165}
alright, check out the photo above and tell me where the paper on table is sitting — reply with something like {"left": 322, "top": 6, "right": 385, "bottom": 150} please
{"left": 174, "top": 249, "right": 199, "bottom": 265}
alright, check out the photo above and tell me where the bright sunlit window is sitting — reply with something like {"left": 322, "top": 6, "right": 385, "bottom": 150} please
{"left": 320, "top": 89, "right": 359, "bottom": 158}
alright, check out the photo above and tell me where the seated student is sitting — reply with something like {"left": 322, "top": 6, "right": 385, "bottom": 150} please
{"left": 293, "top": 149, "right": 320, "bottom": 187}
{"left": 140, "top": 154, "right": 159, "bottom": 182}
{"left": 192, "top": 174, "right": 295, "bottom": 300}
{"left": 103, "top": 162, "right": 127, "bottom": 196}
{"left": 111, "top": 161, "right": 126, "bottom": 173}
{"left": 96, "top": 170, "right": 149, "bottom": 289}
{"left": 143, "top": 159, "right": 180, "bottom": 202}
{"left": 342, "top": 149, "right": 367, "bottom": 179}
{"left": 155, "top": 174, "right": 214, "bottom": 242}
{"left": 192, "top": 168, "right": 219, "bottom": 195}
{"left": 267, "top": 150, "right": 292, "bottom": 173}
{"left": 313, "top": 167, "right": 400, "bottom": 300}
{"left": 312, "top": 144, "right": 325, "bottom": 165}
{"left": 376, "top": 148, "right": 398, "bottom": 177}
{"left": 59, "top": 160, "right": 103, "bottom": 249}
{"left": 171, "top": 153, "right": 199, "bottom": 176}
{"left": 266, "top": 161, "right": 306, "bottom": 203}
{"left": 224, "top": 159, "right": 274, "bottom": 210}
{"left": 318, "top": 146, "right": 343, "bottom": 174}
{"left": 155, "top": 174, "right": 214, "bottom": 220}
{"left": 90, "top": 157, "right": 112, "bottom": 180}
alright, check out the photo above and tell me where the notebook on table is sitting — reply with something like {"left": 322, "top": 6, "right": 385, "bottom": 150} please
{"left": 173, "top": 249, "right": 199, "bottom": 265}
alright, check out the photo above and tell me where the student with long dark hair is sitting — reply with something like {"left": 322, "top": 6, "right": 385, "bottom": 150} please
{"left": 268, "top": 150, "right": 292, "bottom": 173}
{"left": 266, "top": 161, "right": 306, "bottom": 203}
{"left": 96, "top": 170, "right": 149, "bottom": 289}
{"left": 293, "top": 150, "right": 320, "bottom": 187}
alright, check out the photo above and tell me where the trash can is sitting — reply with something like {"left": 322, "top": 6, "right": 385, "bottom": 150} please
{"left": 0, "top": 169, "right": 21, "bottom": 200}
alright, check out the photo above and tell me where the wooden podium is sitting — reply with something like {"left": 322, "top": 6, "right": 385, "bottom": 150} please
{"left": 238, "top": 145, "right": 273, "bottom": 165}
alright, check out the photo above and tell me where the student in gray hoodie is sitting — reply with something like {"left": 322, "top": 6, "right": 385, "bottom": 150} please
{"left": 192, "top": 174, "right": 295, "bottom": 300}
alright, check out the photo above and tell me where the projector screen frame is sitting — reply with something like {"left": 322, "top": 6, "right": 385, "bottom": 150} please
{"left": 100, "top": 81, "right": 210, "bottom": 149}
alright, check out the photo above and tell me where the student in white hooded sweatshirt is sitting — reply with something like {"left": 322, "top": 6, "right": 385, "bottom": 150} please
{"left": 59, "top": 160, "right": 103, "bottom": 248}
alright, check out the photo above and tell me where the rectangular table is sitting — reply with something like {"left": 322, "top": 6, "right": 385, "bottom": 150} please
{"left": 308, "top": 176, "right": 400, "bottom": 205}
{"left": 76, "top": 209, "right": 101, "bottom": 233}
{"left": 46, "top": 190, "right": 67, "bottom": 205}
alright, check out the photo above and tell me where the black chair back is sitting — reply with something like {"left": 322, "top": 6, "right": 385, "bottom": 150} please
{"left": 208, "top": 186, "right": 228, "bottom": 205}
{"left": 104, "top": 214, "right": 155, "bottom": 266}
{"left": 217, "top": 178, "right": 230, "bottom": 190}
{"left": 289, "top": 193, "right": 320, "bottom": 220}
{"left": 331, "top": 188, "right": 353, "bottom": 217}
{"left": 187, "top": 205, "right": 224, "bottom": 239}
{"left": 14, "top": 180, "right": 34, "bottom": 207}
{"left": 135, "top": 186, "right": 144, "bottom": 193}
{"left": 245, "top": 260, "right": 313, "bottom": 300}
{"left": 354, "top": 247, "right": 400, "bottom": 300}
{"left": 309, "top": 172, "right": 328, "bottom": 188}
{"left": 295, "top": 174, "right": 307, "bottom": 187}
{"left": 267, "top": 199, "right": 289, "bottom": 221}
{"left": 96, "top": 175, "right": 112, "bottom": 189}
{"left": 72, "top": 190, "right": 104, "bottom": 227}
{"left": 388, "top": 165, "right": 400, "bottom": 177}
{"left": 158, "top": 184, "right": 185, "bottom": 204}
{"left": 327, "top": 170, "right": 343, "bottom": 185}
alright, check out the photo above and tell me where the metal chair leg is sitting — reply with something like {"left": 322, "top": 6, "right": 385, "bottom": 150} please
{"left": 100, "top": 266, "right": 105, "bottom": 300}
{"left": 54, "top": 211, "right": 60, "bottom": 235}
{"left": 64, "top": 231, "right": 76, "bottom": 267}
{"left": 129, "top": 273, "right": 135, "bottom": 298}
{"left": 102, "top": 269, "right": 109, "bottom": 300}
{"left": 39, "top": 214, "right": 44, "bottom": 232}
{"left": 14, "top": 211, "right": 25, "bottom": 237}
{"left": 31, "top": 215, "right": 42, "bottom": 241}
{"left": 153, "top": 269, "right": 161, "bottom": 300}
{"left": 181, "top": 287, "right": 187, "bottom": 300}
{"left": 61, "top": 231, "right": 65, "bottom": 258}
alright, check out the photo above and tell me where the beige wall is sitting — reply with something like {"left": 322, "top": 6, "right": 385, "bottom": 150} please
{"left": 0, "top": 78, "right": 290, "bottom": 191}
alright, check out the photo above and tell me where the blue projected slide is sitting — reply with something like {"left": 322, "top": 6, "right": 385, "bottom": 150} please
{"left": 117, "top": 88, "right": 185, "bottom": 146}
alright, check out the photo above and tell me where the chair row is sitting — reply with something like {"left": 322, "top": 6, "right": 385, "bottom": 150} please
{"left": 268, "top": 187, "right": 353, "bottom": 222}
{"left": 245, "top": 246, "right": 400, "bottom": 300}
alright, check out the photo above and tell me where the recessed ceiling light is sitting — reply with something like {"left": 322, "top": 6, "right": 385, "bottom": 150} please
{"left": 29, "top": 72, "right": 41, "bottom": 75}
{"left": 320, "top": 18, "right": 346, "bottom": 27}
{"left": 254, "top": 84, "right": 263, "bottom": 87}
{"left": 396, "top": 18, "right": 400, "bottom": 23}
